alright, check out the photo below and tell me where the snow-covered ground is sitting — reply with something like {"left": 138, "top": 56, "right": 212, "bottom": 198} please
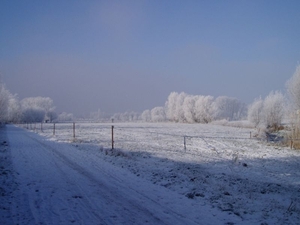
{"left": 1, "top": 122, "right": 300, "bottom": 224}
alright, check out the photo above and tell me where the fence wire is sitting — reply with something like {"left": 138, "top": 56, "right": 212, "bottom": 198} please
{"left": 19, "top": 122, "right": 297, "bottom": 156}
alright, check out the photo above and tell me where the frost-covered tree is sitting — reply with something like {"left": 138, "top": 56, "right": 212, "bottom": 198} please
{"left": 165, "top": 92, "right": 188, "bottom": 122}
{"left": 165, "top": 92, "right": 179, "bottom": 122}
{"left": 47, "top": 111, "right": 58, "bottom": 122}
{"left": 151, "top": 107, "right": 166, "bottom": 122}
{"left": 194, "top": 95, "right": 214, "bottom": 123}
{"left": 286, "top": 66, "right": 300, "bottom": 144}
{"left": 286, "top": 65, "right": 300, "bottom": 109}
{"left": 7, "top": 94, "right": 21, "bottom": 123}
{"left": 164, "top": 91, "right": 246, "bottom": 123}
{"left": 22, "top": 108, "right": 45, "bottom": 123}
{"left": 213, "top": 96, "right": 246, "bottom": 121}
{"left": 89, "top": 109, "right": 103, "bottom": 121}
{"left": 0, "top": 83, "right": 11, "bottom": 123}
{"left": 175, "top": 92, "right": 188, "bottom": 122}
{"left": 57, "top": 112, "right": 74, "bottom": 122}
{"left": 247, "top": 97, "right": 264, "bottom": 127}
{"left": 111, "top": 111, "right": 140, "bottom": 122}
{"left": 21, "top": 97, "right": 56, "bottom": 123}
{"left": 263, "top": 91, "right": 285, "bottom": 128}
{"left": 183, "top": 95, "right": 197, "bottom": 123}
{"left": 141, "top": 109, "right": 151, "bottom": 122}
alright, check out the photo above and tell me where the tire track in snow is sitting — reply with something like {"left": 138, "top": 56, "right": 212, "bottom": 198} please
{"left": 28, "top": 132, "right": 201, "bottom": 225}
{"left": 12, "top": 127, "right": 162, "bottom": 224}
{"left": 8, "top": 125, "right": 212, "bottom": 225}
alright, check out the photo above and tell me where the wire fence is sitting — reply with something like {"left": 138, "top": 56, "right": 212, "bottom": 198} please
{"left": 20, "top": 122, "right": 300, "bottom": 155}
{"left": 16, "top": 122, "right": 300, "bottom": 172}
{"left": 18, "top": 121, "right": 298, "bottom": 152}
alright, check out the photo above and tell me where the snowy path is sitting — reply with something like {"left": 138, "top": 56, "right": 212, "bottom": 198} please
{"left": 3, "top": 125, "right": 231, "bottom": 225}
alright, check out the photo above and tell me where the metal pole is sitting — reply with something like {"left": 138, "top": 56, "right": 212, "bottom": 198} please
{"left": 111, "top": 125, "right": 114, "bottom": 150}
{"left": 73, "top": 122, "right": 75, "bottom": 139}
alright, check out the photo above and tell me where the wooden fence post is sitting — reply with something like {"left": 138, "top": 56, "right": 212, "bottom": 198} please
{"left": 53, "top": 123, "right": 55, "bottom": 135}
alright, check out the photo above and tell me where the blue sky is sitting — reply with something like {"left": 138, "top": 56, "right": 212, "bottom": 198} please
{"left": 1, "top": 0, "right": 300, "bottom": 116}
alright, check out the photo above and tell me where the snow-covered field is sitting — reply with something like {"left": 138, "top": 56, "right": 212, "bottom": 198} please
{"left": 1, "top": 122, "right": 300, "bottom": 224}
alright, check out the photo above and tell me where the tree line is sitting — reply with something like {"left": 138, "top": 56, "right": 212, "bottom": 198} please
{"left": 138, "top": 65, "right": 300, "bottom": 130}
{"left": 0, "top": 83, "right": 57, "bottom": 124}
{"left": 95, "top": 65, "right": 299, "bottom": 130}
{"left": 2, "top": 65, "right": 299, "bottom": 129}
{"left": 140, "top": 93, "right": 247, "bottom": 123}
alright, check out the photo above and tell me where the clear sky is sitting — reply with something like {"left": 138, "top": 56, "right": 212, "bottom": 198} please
{"left": 1, "top": 0, "right": 300, "bottom": 116}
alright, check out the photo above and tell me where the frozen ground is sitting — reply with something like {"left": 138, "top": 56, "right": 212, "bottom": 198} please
{"left": 1, "top": 122, "right": 300, "bottom": 224}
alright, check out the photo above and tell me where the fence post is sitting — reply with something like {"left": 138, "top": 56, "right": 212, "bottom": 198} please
{"left": 184, "top": 136, "right": 186, "bottom": 151}
{"left": 53, "top": 123, "right": 55, "bottom": 135}
{"left": 73, "top": 122, "right": 75, "bottom": 139}
{"left": 41, "top": 123, "right": 43, "bottom": 132}
{"left": 111, "top": 125, "right": 114, "bottom": 150}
